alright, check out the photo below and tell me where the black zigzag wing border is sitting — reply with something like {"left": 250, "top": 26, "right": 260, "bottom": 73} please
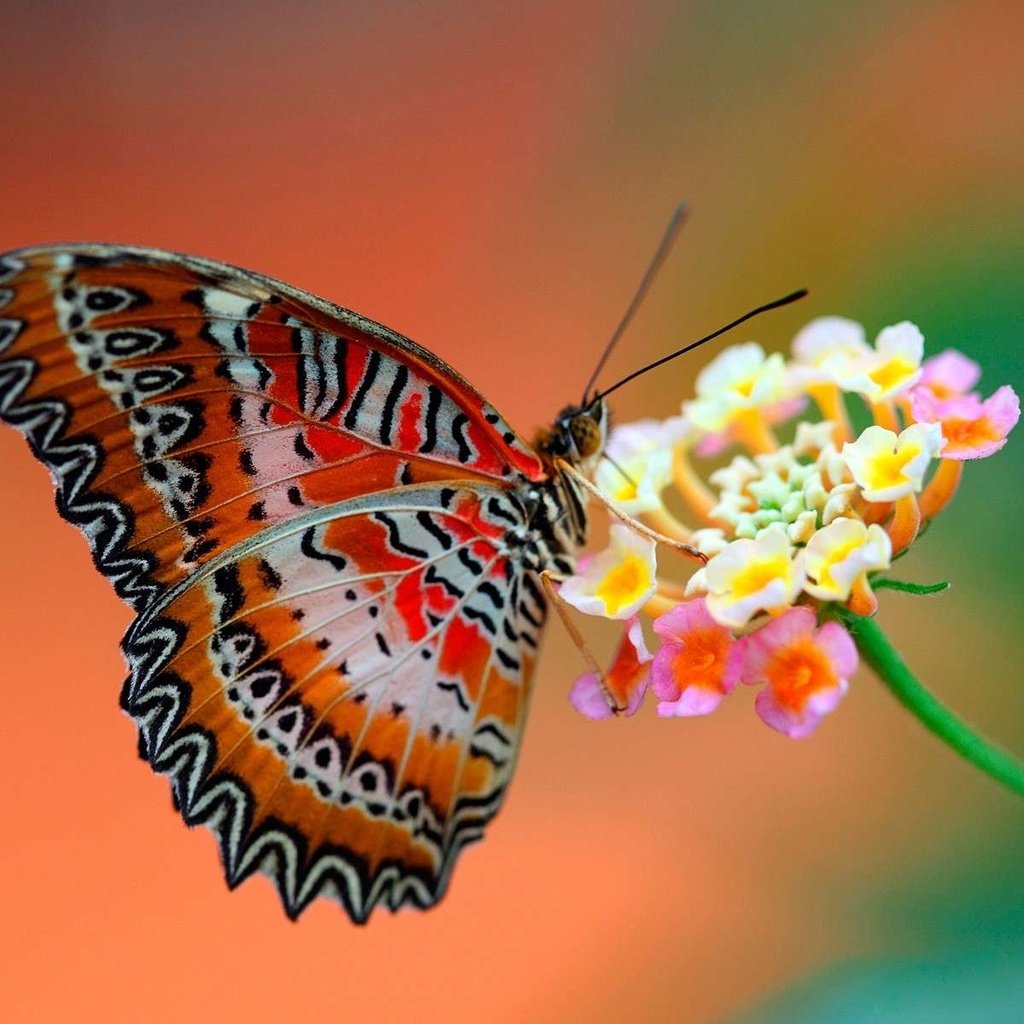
{"left": 120, "top": 609, "right": 506, "bottom": 922}
{"left": 0, "top": 293, "right": 163, "bottom": 612}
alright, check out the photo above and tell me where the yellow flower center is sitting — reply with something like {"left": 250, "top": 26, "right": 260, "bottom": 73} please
{"left": 816, "top": 534, "right": 862, "bottom": 590}
{"left": 866, "top": 441, "right": 920, "bottom": 489}
{"left": 766, "top": 638, "right": 837, "bottom": 711}
{"left": 730, "top": 557, "right": 789, "bottom": 599}
{"left": 595, "top": 553, "right": 649, "bottom": 616}
{"left": 615, "top": 479, "right": 639, "bottom": 502}
{"left": 868, "top": 357, "right": 914, "bottom": 395}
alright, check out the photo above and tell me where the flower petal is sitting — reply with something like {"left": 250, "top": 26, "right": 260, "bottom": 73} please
{"left": 803, "top": 518, "right": 892, "bottom": 602}
{"left": 911, "top": 385, "right": 1020, "bottom": 460}
{"left": 568, "top": 673, "right": 614, "bottom": 720}
{"left": 918, "top": 348, "right": 981, "bottom": 399}
{"left": 741, "top": 609, "right": 856, "bottom": 737}
{"left": 559, "top": 524, "right": 658, "bottom": 619}
{"left": 842, "top": 423, "right": 944, "bottom": 501}
{"left": 605, "top": 617, "right": 652, "bottom": 715}
{"left": 657, "top": 685, "right": 726, "bottom": 718}
{"left": 703, "top": 524, "right": 804, "bottom": 628}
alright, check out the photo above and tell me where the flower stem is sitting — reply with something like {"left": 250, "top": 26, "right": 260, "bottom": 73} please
{"left": 838, "top": 610, "right": 1024, "bottom": 798}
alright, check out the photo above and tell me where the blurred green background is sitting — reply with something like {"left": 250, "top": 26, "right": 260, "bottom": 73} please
{"left": 0, "top": 2, "right": 1021, "bottom": 1022}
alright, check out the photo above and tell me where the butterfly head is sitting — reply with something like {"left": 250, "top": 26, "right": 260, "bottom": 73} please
{"left": 536, "top": 397, "right": 608, "bottom": 472}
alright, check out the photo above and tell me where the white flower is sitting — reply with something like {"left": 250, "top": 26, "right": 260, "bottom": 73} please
{"left": 851, "top": 322, "right": 926, "bottom": 402}
{"left": 594, "top": 420, "right": 676, "bottom": 515}
{"left": 842, "top": 422, "right": 945, "bottom": 502}
{"left": 790, "top": 317, "right": 871, "bottom": 386}
{"left": 685, "top": 343, "right": 791, "bottom": 433}
{"left": 803, "top": 518, "right": 892, "bottom": 602}
{"left": 704, "top": 524, "right": 805, "bottom": 628}
{"left": 559, "top": 525, "right": 658, "bottom": 619}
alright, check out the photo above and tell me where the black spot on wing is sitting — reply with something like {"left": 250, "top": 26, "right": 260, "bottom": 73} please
{"left": 475, "top": 722, "right": 511, "bottom": 744}
{"left": 258, "top": 559, "right": 282, "bottom": 590}
{"left": 213, "top": 565, "right": 244, "bottom": 623}
{"left": 457, "top": 548, "right": 483, "bottom": 574}
{"left": 496, "top": 648, "right": 519, "bottom": 671}
{"left": 469, "top": 744, "right": 509, "bottom": 770}
{"left": 463, "top": 604, "right": 496, "bottom": 635}
{"left": 424, "top": 564, "right": 463, "bottom": 598}
{"left": 293, "top": 432, "right": 315, "bottom": 461}
{"left": 486, "top": 497, "right": 519, "bottom": 525}
{"left": 323, "top": 337, "right": 349, "bottom": 421}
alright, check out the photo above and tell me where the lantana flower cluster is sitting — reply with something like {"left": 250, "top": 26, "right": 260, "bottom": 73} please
{"left": 563, "top": 318, "right": 1019, "bottom": 738}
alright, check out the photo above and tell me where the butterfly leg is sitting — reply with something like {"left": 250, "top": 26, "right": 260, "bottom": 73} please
{"left": 556, "top": 459, "right": 707, "bottom": 563}
{"left": 539, "top": 569, "right": 625, "bottom": 715}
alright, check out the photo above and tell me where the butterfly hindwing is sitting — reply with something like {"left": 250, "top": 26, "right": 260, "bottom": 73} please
{"left": 122, "top": 484, "right": 545, "bottom": 919}
{"left": 0, "top": 245, "right": 554, "bottom": 919}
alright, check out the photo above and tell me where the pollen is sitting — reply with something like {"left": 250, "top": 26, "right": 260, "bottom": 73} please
{"left": 734, "top": 376, "right": 756, "bottom": 398}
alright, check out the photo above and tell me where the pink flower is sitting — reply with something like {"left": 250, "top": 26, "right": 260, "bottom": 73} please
{"left": 917, "top": 349, "right": 981, "bottom": 400}
{"left": 910, "top": 385, "right": 1020, "bottom": 460}
{"left": 569, "top": 617, "right": 652, "bottom": 719}
{"left": 651, "top": 599, "right": 743, "bottom": 717}
{"left": 740, "top": 607, "right": 857, "bottom": 738}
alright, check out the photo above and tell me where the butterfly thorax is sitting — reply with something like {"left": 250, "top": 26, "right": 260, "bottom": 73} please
{"left": 521, "top": 397, "right": 608, "bottom": 576}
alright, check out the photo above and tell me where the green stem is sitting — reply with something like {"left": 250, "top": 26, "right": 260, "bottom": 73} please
{"left": 838, "top": 610, "right": 1024, "bottom": 798}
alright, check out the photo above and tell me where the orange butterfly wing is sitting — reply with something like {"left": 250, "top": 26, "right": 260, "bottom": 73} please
{"left": 0, "top": 246, "right": 556, "bottom": 919}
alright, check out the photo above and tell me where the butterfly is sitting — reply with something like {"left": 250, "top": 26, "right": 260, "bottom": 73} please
{"left": 0, "top": 243, "right": 611, "bottom": 922}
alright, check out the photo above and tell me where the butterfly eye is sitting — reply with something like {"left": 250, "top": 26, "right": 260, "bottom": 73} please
{"left": 569, "top": 413, "right": 603, "bottom": 459}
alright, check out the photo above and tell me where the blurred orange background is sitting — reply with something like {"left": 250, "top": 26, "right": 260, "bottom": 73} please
{"left": 2, "top": 3, "right": 1023, "bottom": 1022}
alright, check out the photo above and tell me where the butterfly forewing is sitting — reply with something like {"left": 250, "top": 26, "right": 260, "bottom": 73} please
{"left": 0, "top": 246, "right": 543, "bottom": 604}
{"left": 0, "top": 245, "right": 554, "bottom": 919}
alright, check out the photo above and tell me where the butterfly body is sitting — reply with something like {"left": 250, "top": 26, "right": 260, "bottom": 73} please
{"left": 0, "top": 244, "right": 604, "bottom": 920}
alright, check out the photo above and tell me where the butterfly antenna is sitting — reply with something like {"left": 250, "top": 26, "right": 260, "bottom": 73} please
{"left": 581, "top": 201, "right": 689, "bottom": 405}
{"left": 594, "top": 288, "right": 808, "bottom": 402}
